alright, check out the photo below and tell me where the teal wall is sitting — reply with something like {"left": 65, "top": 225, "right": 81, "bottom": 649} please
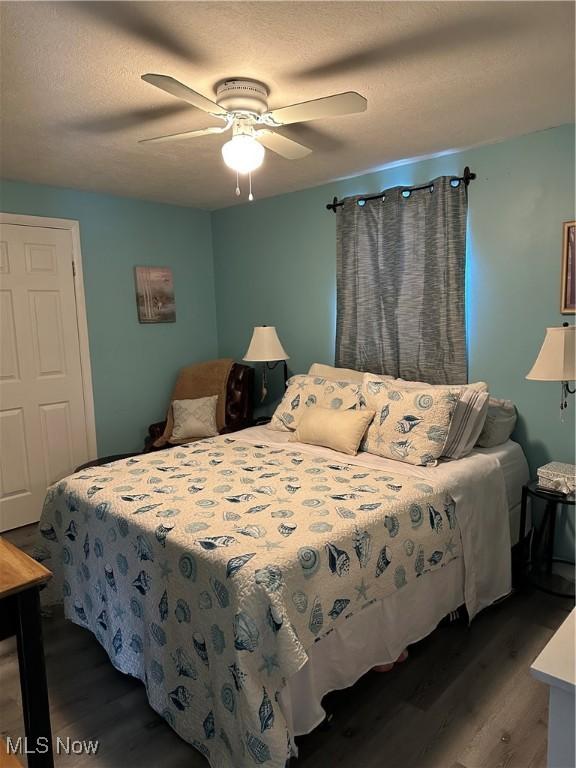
{"left": 2, "top": 124, "right": 575, "bottom": 479}
{"left": 212, "top": 124, "right": 576, "bottom": 474}
{"left": 0, "top": 180, "right": 218, "bottom": 455}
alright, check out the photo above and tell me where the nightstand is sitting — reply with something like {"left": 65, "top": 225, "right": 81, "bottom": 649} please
{"left": 519, "top": 481, "right": 575, "bottom": 598}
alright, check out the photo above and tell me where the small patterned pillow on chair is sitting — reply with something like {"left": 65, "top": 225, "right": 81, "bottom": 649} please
{"left": 169, "top": 396, "right": 219, "bottom": 443}
{"left": 269, "top": 375, "right": 362, "bottom": 432}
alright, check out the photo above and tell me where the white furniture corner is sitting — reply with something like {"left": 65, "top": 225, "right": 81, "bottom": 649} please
{"left": 531, "top": 609, "right": 575, "bottom": 768}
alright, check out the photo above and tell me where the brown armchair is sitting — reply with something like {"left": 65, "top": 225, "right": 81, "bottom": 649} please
{"left": 143, "top": 361, "right": 254, "bottom": 452}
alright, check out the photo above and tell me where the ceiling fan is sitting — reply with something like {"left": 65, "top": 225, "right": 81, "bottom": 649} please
{"left": 140, "top": 75, "right": 367, "bottom": 200}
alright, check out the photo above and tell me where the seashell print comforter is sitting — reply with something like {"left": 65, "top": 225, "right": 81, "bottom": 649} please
{"left": 37, "top": 436, "right": 461, "bottom": 768}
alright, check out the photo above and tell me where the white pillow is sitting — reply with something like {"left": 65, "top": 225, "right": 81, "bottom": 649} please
{"left": 365, "top": 374, "right": 489, "bottom": 459}
{"left": 170, "top": 396, "right": 218, "bottom": 443}
{"left": 476, "top": 398, "right": 517, "bottom": 448}
{"left": 307, "top": 363, "right": 367, "bottom": 385}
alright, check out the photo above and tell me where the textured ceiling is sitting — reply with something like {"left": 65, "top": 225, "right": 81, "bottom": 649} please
{"left": 0, "top": 1, "right": 574, "bottom": 210}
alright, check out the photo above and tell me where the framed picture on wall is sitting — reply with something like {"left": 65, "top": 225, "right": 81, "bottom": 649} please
{"left": 561, "top": 221, "right": 576, "bottom": 314}
{"left": 134, "top": 266, "right": 176, "bottom": 323}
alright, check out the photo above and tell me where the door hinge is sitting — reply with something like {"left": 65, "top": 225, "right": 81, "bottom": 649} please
{"left": 72, "top": 260, "right": 76, "bottom": 277}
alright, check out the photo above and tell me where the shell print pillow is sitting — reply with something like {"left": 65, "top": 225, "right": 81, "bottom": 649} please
{"left": 361, "top": 375, "right": 462, "bottom": 466}
{"left": 269, "top": 374, "right": 363, "bottom": 432}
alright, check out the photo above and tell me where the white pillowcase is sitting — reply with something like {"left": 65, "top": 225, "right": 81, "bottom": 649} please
{"left": 363, "top": 374, "right": 489, "bottom": 459}
{"left": 170, "top": 396, "right": 219, "bottom": 443}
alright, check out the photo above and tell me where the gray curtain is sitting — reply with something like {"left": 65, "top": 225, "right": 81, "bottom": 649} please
{"left": 335, "top": 175, "right": 468, "bottom": 384}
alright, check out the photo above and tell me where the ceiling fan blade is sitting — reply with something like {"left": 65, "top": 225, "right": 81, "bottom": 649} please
{"left": 264, "top": 92, "right": 367, "bottom": 126}
{"left": 140, "top": 124, "right": 231, "bottom": 145}
{"left": 256, "top": 130, "right": 311, "bottom": 160}
{"left": 142, "top": 74, "right": 227, "bottom": 117}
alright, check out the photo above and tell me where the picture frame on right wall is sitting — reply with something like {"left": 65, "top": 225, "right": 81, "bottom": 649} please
{"left": 561, "top": 220, "right": 575, "bottom": 314}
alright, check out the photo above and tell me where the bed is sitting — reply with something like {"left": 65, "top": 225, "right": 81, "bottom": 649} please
{"left": 36, "top": 425, "right": 529, "bottom": 768}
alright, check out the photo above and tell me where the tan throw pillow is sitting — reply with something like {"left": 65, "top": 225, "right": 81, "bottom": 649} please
{"left": 169, "top": 396, "right": 218, "bottom": 443}
{"left": 269, "top": 374, "right": 362, "bottom": 432}
{"left": 290, "top": 407, "right": 376, "bottom": 455}
{"left": 362, "top": 377, "right": 462, "bottom": 466}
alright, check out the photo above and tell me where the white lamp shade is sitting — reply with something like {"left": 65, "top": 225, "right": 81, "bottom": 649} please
{"left": 526, "top": 326, "right": 576, "bottom": 381}
{"left": 243, "top": 326, "right": 289, "bottom": 362}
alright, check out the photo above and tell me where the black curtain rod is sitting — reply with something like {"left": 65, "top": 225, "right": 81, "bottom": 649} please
{"left": 326, "top": 166, "right": 477, "bottom": 212}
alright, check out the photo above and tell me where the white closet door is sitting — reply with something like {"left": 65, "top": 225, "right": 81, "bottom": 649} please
{"left": 0, "top": 223, "right": 90, "bottom": 531}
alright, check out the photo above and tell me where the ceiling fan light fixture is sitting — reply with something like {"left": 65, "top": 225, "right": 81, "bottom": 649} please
{"left": 221, "top": 134, "right": 265, "bottom": 174}
{"left": 141, "top": 73, "right": 367, "bottom": 200}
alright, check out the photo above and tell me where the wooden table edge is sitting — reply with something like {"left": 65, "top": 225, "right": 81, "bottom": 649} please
{"left": 0, "top": 536, "right": 52, "bottom": 599}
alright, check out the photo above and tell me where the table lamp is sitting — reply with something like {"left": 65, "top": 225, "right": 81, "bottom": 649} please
{"left": 243, "top": 326, "right": 289, "bottom": 401}
{"left": 526, "top": 323, "right": 576, "bottom": 415}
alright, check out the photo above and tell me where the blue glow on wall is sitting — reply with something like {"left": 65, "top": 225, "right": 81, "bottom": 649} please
{"left": 212, "top": 124, "right": 576, "bottom": 475}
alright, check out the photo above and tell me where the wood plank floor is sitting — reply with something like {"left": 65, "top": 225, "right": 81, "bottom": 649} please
{"left": 1, "top": 526, "right": 572, "bottom": 768}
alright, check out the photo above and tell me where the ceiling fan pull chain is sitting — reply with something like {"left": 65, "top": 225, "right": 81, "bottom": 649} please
{"left": 235, "top": 171, "right": 241, "bottom": 197}
{"left": 248, "top": 171, "right": 254, "bottom": 202}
